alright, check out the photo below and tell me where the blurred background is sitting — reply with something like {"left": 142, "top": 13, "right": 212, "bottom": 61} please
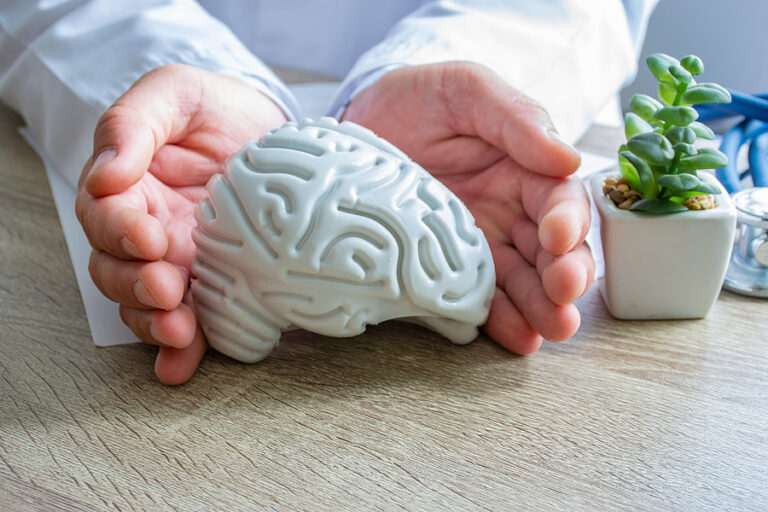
{"left": 621, "top": 0, "right": 768, "bottom": 110}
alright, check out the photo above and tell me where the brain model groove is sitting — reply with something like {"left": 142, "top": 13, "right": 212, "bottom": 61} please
{"left": 191, "top": 117, "right": 495, "bottom": 362}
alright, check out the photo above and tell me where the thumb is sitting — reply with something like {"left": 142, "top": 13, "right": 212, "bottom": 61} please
{"left": 83, "top": 64, "right": 203, "bottom": 197}
{"left": 448, "top": 63, "right": 582, "bottom": 177}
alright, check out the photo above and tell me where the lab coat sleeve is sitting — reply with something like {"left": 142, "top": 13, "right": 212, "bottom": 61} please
{"left": 329, "top": 0, "right": 660, "bottom": 143}
{"left": 0, "top": 0, "right": 300, "bottom": 189}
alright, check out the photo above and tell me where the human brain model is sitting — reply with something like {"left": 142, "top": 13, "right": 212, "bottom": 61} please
{"left": 191, "top": 117, "right": 495, "bottom": 362}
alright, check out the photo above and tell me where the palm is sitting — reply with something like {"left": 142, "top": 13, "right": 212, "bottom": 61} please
{"left": 125, "top": 173, "right": 203, "bottom": 273}
{"left": 92, "top": 66, "right": 288, "bottom": 274}
{"left": 344, "top": 63, "right": 592, "bottom": 354}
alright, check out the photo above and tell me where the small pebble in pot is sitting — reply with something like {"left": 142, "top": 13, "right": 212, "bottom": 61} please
{"left": 684, "top": 195, "right": 716, "bottom": 210}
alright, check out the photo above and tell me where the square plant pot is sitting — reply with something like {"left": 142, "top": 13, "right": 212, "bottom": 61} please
{"left": 589, "top": 169, "right": 737, "bottom": 319}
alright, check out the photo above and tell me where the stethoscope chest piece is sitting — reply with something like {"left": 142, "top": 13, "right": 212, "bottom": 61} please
{"left": 724, "top": 187, "right": 768, "bottom": 297}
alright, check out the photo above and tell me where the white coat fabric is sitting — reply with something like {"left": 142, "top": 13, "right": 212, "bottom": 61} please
{"left": 0, "top": 0, "right": 658, "bottom": 191}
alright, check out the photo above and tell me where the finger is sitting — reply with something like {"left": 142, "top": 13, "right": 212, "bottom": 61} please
{"left": 508, "top": 217, "right": 540, "bottom": 266}
{"left": 84, "top": 64, "right": 204, "bottom": 197}
{"left": 414, "top": 135, "right": 506, "bottom": 176}
{"left": 537, "top": 244, "right": 595, "bottom": 306}
{"left": 76, "top": 190, "right": 167, "bottom": 260}
{"left": 89, "top": 251, "right": 185, "bottom": 310}
{"left": 495, "top": 244, "right": 581, "bottom": 341}
{"left": 441, "top": 62, "right": 581, "bottom": 176}
{"left": 148, "top": 144, "right": 223, "bottom": 187}
{"left": 483, "top": 287, "right": 543, "bottom": 355}
{"left": 522, "top": 175, "right": 591, "bottom": 255}
{"left": 155, "top": 325, "right": 208, "bottom": 385}
{"left": 119, "top": 303, "right": 197, "bottom": 349}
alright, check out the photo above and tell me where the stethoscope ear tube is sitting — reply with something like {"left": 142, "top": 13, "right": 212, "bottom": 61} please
{"left": 748, "top": 132, "right": 768, "bottom": 188}
{"left": 714, "top": 117, "right": 768, "bottom": 194}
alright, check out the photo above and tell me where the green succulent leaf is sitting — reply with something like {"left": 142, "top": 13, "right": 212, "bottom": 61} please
{"left": 667, "top": 126, "right": 696, "bottom": 144}
{"left": 651, "top": 165, "right": 668, "bottom": 179}
{"left": 696, "top": 182, "right": 720, "bottom": 195}
{"left": 681, "top": 55, "right": 704, "bottom": 75}
{"left": 630, "top": 94, "right": 663, "bottom": 122}
{"left": 669, "top": 188, "right": 719, "bottom": 199}
{"left": 647, "top": 53, "right": 679, "bottom": 83}
{"left": 627, "top": 132, "right": 675, "bottom": 166}
{"left": 682, "top": 83, "right": 732, "bottom": 104}
{"left": 669, "top": 64, "right": 693, "bottom": 84}
{"left": 677, "top": 147, "right": 728, "bottom": 170}
{"left": 690, "top": 121, "right": 715, "bottom": 140}
{"left": 621, "top": 151, "right": 657, "bottom": 198}
{"left": 630, "top": 198, "right": 689, "bottom": 214}
{"left": 618, "top": 153, "right": 642, "bottom": 191}
{"left": 672, "top": 142, "right": 697, "bottom": 156}
{"left": 657, "top": 81, "right": 679, "bottom": 106}
{"left": 624, "top": 112, "right": 655, "bottom": 139}
{"left": 654, "top": 105, "right": 699, "bottom": 126}
{"left": 656, "top": 173, "right": 713, "bottom": 193}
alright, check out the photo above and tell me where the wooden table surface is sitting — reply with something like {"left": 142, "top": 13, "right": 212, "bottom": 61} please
{"left": 1, "top": 93, "right": 767, "bottom": 511}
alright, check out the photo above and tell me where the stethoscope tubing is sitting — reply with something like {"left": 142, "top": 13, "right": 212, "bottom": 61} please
{"left": 696, "top": 90, "right": 768, "bottom": 194}
{"left": 717, "top": 119, "right": 768, "bottom": 193}
{"left": 697, "top": 91, "right": 768, "bottom": 124}
{"left": 748, "top": 132, "right": 768, "bottom": 187}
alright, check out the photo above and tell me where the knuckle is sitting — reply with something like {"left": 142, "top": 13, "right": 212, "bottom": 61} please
{"left": 74, "top": 192, "right": 88, "bottom": 226}
{"left": 77, "top": 158, "right": 93, "bottom": 190}
{"left": 76, "top": 199, "right": 99, "bottom": 249}
{"left": 118, "top": 304, "right": 130, "bottom": 326}
{"left": 144, "top": 62, "right": 190, "bottom": 80}
{"left": 440, "top": 61, "right": 488, "bottom": 94}
{"left": 122, "top": 308, "right": 154, "bottom": 344}
{"left": 88, "top": 250, "right": 103, "bottom": 282}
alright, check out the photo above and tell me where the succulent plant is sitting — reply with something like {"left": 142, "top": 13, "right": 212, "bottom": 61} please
{"left": 615, "top": 53, "right": 732, "bottom": 214}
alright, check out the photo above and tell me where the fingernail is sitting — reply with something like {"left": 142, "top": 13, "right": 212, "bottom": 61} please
{"left": 546, "top": 129, "right": 580, "bottom": 159}
{"left": 87, "top": 147, "right": 117, "bottom": 181}
{"left": 574, "top": 265, "right": 588, "bottom": 300}
{"left": 120, "top": 237, "right": 143, "bottom": 259}
{"left": 134, "top": 278, "right": 160, "bottom": 308}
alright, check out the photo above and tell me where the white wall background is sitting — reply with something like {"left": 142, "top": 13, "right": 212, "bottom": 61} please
{"left": 621, "top": 0, "right": 768, "bottom": 109}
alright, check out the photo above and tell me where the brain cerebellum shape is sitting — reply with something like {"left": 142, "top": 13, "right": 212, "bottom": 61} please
{"left": 191, "top": 117, "right": 495, "bottom": 363}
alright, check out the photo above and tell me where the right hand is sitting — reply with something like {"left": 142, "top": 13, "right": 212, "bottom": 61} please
{"left": 75, "top": 64, "right": 288, "bottom": 385}
{"left": 343, "top": 62, "right": 593, "bottom": 356}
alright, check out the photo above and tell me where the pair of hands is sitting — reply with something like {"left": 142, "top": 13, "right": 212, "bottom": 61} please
{"left": 75, "top": 62, "right": 594, "bottom": 385}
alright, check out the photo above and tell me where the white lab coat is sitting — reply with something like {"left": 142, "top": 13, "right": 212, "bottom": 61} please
{"left": 0, "top": 0, "right": 658, "bottom": 190}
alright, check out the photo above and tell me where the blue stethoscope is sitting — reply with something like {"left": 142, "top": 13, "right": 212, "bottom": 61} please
{"left": 697, "top": 90, "right": 768, "bottom": 297}
{"left": 697, "top": 90, "right": 768, "bottom": 191}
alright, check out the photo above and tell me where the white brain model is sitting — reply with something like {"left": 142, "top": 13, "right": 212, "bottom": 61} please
{"left": 191, "top": 117, "right": 495, "bottom": 362}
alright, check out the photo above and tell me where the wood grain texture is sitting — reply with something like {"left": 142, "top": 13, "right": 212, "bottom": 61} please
{"left": 1, "top": 99, "right": 767, "bottom": 512}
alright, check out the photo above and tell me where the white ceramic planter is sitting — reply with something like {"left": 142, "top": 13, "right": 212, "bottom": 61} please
{"left": 590, "top": 169, "right": 737, "bottom": 319}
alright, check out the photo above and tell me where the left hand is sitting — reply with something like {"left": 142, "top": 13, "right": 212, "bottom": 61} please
{"left": 343, "top": 62, "right": 595, "bottom": 355}
{"left": 75, "top": 64, "right": 288, "bottom": 384}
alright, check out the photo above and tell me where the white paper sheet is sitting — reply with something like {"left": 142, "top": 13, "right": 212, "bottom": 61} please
{"left": 33, "top": 81, "right": 616, "bottom": 347}
{"left": 576, "top": 151, "right": 616, "bottom": 280}
{"left": 21, "top": 128, "right": 138, "bottom": 345}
